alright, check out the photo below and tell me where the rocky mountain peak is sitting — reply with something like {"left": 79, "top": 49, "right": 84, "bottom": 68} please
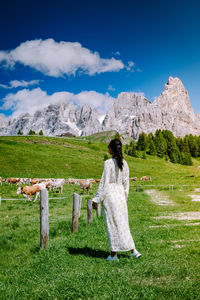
{"left": 0, "top": 76, "right": 200, "bottom": 139}
{"left": 154, "top": 76, "right": 192, "bottom": 113}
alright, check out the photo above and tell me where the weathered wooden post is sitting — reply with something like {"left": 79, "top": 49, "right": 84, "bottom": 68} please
{"left": 72, "top": 193, "right": 79, "bottom": 232}
{"left": 87, "top": 199, "right": 93, "bottom": 224}
{"left": 96, "top": 203, "right": 101, "bottom": 217}
{"left": 79, "top": 195, "right": 82, "bottom": 218}
{"left": 40, "top": 188, "right": 49, "bottom": 249}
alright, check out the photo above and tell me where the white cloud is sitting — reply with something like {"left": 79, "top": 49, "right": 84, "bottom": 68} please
{"left": 128, "top": 61, "right": 134, "bottom": 67}
{"left": 114, "top": 51, "right": 120, "bottom": 56}
{"left": 108, "top": 85, "right": 116, "bottom": 91}
{"left": 125, "top": 60, "right": 135, "bottom": 71}
{"left": 0, "top": 79, "right": 40, "bottom": 89}
{"left": 0, "top": 39, "right": 124, "bottom": 77}
{"left": 71, "top": 91, "right": 114, "bottom": 113}
{"left": 0, "top": 83, "right": 8, "bottom": 89}
{"left": 1, "top": 88, "right": 115, "bottom": 117}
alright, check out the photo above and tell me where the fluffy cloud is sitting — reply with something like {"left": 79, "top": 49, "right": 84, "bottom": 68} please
{"left": 114, "top": 51, "right": 120, "bottom": 56}
{"left": 1, "top": 88, "right": 115, "bottom": 117}
{"left": 108, "top": 85, "right": 116, "bottom": 91}
{"left": 0, "top": 79, "right": 40, "bottom": 89}
{"left": 0, "top": 39, "right": 124, "bottom": 77}
{"left": 126, "top": 60, "right": 135, "bottom": 71}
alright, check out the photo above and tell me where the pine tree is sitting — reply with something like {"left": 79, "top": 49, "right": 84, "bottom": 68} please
{"left": 154, "top": 130, "right": 167, "bottom": 158}
{"left": 147, "top": 139, "right": 156, "bottom": 156}
{"left": 182, "top": 135, "right": 190, "bottom": 154}
{"left": 28, "top": 129, "right": 36, "bottom": 135}
{"left": 142, "top": 151, "right": 147, "bottom": 159}
{"left": 137, "top": 132, "right": 148, "bottom": 151}
{"left": 17, "top": 129, "right": 23, "bottom": 135}
{"left": 39, "top": 130, "right": 43, "bottom": 136}
{"left": 162, "top": 130, "right": 179, "bottom": 163}
{"left": 129, "top": 141, "right": 138, "bottom": 157}
{"left": 124, "top": 144, "right": 129, "bottom": 154}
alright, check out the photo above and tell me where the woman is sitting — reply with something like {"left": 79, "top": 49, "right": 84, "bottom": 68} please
{"left": 92, "top": 139, "right": 141, "bottom": 261}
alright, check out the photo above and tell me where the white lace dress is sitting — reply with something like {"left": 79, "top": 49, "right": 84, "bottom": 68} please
{"left": 92, "top": 158, "right": 135, "bottom": 252}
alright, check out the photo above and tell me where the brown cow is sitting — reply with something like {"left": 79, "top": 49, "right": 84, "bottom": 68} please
{"left": 6, "top": 178, "right": 21, "bottom": 185}
{"left": 17, "top": 182, "right": 46, "bottom": 201}
{"left": 78, "top": 179, "right": 92, "bottom": 194}
{"left": 141, "top": 176, "right": 152, "bottom": 181}
{"left": 130, "top": 177, "right": 138, "bottom": 181}
{"left": 95, "top": 179, "right": 101, "bottom": 183}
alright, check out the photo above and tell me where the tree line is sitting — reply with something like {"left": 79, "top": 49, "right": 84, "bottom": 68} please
{"left": 17, "top": 129, "right": 43, "bottom": 136}
{"left": 124, "top": 129, "right": 200, "bottom": 166}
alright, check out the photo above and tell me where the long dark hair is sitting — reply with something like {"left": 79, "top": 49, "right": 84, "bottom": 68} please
{"left": 108, "top": 139, "right": 124, "bottom": 170}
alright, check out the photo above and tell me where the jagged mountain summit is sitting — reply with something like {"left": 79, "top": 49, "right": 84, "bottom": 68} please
{"left": 1, "top": 76, "right": 200, "bottom": 139}
{"left": 103, "top": 76, "right": 200, "bottom": 139}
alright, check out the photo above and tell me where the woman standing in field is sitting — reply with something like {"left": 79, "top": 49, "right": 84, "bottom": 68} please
{"left": 92, "top": 139, "right": 141, "bottom": 261}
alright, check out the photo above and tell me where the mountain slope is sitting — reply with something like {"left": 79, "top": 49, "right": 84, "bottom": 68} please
{"left": 1, "top": 76, "right": 200, "bottom": 138}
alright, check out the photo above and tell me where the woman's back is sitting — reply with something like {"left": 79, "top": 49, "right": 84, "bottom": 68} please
{"left": 106, "top": 158, "right": 129, "bottom": 185}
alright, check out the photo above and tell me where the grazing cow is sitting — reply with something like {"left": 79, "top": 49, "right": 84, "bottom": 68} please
{"left": 17, "top": 182, "right": 46, "bottom": 201}
{"left": 89, "top": 179, "right": 96, "bottom": 184}
{"left": 141, "top": 176, "right": 152, "bottom": 181}
{"left": 95, "top": 179, "right": 101, "bottom": 183}
{"left": 0, "top": 177, "right": 2, "bottom": 185}
{"left": 44, "top": 179, "right": 52, "bottom": 190}
{"left": 130, "top": 177, "right": 138, "bottom": 181}
{"left": 78, "top": 179, "right": 92, "bottom": 194}
{"left": 6, "top": 178, "right": 21, "bottom": 185}
{"left": 66, "top": 178, "right": 77, "bottom": 184}
{"left": 29, "top": 178, "right": 40, "bottom": 185}
{"left": 51, "top": 179, "right": 65, "bottom": 193}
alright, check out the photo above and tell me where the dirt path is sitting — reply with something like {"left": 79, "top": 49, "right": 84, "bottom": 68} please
{"left": 145, "top": 189, "right": 175, "bottom": 206}
{"left": 189, "top": 188, "right": 200, "bottom": 201}
{"left": 154, "top": 211, "right": 200, "bottom": 220}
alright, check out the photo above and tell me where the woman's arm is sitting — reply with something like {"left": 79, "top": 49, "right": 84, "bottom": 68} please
{"left": 122, "top": 161, "right": 129, "bottom": 200}
{"left": 92, "top": 160, "right": 110, "bottom": 203}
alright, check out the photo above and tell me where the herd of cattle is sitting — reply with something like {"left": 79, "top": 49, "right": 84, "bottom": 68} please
{"left": 0, "top": 175, "right": 152, "bottom": 202}
{"left": 0, "top": 177, "right": 100, "bottom": 201}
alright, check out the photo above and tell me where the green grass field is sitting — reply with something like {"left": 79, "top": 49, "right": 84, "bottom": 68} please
{"left": 0, "top": 136, "right": 200, "bottom": 299}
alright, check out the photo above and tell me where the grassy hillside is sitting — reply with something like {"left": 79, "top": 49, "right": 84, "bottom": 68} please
{"left": 1, "top": 135, "right": 200, "bottom": 186}
{"left": 0, "top": 136, "right": 200, "bottom": 299}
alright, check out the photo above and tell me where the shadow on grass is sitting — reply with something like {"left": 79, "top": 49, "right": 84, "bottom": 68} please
{"left": 68, "top": 247, "right": 108, "bottom": 258}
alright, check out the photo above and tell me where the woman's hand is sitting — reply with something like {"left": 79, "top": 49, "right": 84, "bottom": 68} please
{"left": 92, "top": 202, "right": 97, "bottom": 209}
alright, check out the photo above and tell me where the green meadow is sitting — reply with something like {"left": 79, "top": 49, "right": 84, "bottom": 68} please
{"left": 0, "top": 136, "right": 200, "bottom": 299}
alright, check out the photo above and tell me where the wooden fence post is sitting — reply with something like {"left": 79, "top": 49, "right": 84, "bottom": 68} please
{"left": 79, "top": 195, "right": 82, "bottom": 218}
{"left": 40, "top": 188, "right": 49, "bottom": 249}
{"left": 87, "top": 199, "right": 93, "bottom": 224}
{"left": 96, "top": 203, "right": 101, "bottom": 217}
{"left": 72, "top": 193, "right": 79, "bottom": 233}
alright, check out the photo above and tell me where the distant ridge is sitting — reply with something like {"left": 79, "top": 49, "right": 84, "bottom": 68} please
{"left": 1, "top": 76, "right": 200, "bottom": 139}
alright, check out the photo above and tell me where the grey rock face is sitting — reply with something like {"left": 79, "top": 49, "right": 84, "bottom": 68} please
{"left": 0, "top": 76, "right": 200, "bottom": 139}
{"left": 0, "top": 100, "right": 102, "bottom": 137}
{"left": 102, "top": 76, "right": 200, "bottom": 139}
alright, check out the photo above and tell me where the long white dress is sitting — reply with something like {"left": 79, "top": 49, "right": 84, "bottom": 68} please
{"left": 92, "top": 158, "right": 135, "bottom": 252}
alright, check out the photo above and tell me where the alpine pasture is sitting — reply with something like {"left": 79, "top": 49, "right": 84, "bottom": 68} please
{"left": 0, "top": 135, "right": 200, "bottom": 299}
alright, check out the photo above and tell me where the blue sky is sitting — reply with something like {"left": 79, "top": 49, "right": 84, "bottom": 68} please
{"left": 0, "top": 0, "right": 200, "bottom": 117}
